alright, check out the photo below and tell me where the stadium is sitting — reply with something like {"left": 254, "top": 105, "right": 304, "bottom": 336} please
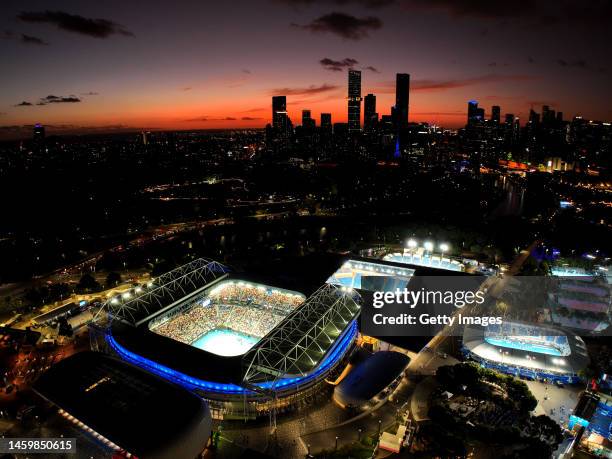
{"left": 91, "top": 258, "right": 361, "bottom": 419}
{"left": 326, "top": 259, "right": 415, "bottom": 292}
{"left": 383, "top": 251, "right": 464, "bottom": 272}
{"left": 462, "top": 320, "right": 589, "bottom": 384}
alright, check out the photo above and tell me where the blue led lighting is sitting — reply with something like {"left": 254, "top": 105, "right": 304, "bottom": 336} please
{"left": 107, "top": 320, "right": 358, "bottom": 395}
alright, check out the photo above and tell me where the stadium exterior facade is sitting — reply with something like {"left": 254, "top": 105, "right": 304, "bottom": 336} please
{"left": 91, "top": 258, "right": 361, "bottom": 419}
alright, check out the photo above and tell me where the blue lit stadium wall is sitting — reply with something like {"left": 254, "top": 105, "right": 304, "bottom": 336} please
{"left": 460, "top": 346, "right": 581, "bottom": 384}
{"left": 106, "top": 320, "right": 358, "bottom": 396}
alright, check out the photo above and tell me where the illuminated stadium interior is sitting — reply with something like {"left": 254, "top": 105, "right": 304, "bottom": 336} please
{"left": 326, "top": 259, "right": 415, "bottom": 292}
{"left": 463, "top": 320, "right": 589, "bottom": 383}
{"left": 484, "top": 322, "right": 571, "bottom": 357}
{"left": 383, "top": 251, "right": 464, "bottom": 272}
{"left": 149, "top": 280, "right": 305, "bottom": 357}
{"left": 92, "top": 258, "right": 362, "bottom": 414}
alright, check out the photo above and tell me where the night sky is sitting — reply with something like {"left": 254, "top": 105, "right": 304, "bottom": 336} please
{"left": 1, "top": 0, "right": 611, "bottom": 138}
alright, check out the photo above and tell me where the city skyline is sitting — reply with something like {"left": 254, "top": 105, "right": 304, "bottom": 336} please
{"left": 1, "top": 0, "right": 611, "bottom": 139}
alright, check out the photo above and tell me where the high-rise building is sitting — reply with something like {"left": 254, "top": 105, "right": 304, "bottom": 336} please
{"left": 364, "top": 94, "right": 377, "bottom": 131}
{"left": 301, "top": 109, "right": 315, "bottom": 129}
{"left": 394, "top": 73, "right": 410, "bottom": 129}
{"left": 272, "top": 96, "right": 288, "bottom": 132}
{"left": 541, "top": 105, "right": 556, "bottom": 127}
{"left": 529, "top": 108, "right": 540, "bottom": 125}
{"left": 467, "top": 100, "right": 483, "bottom": 125}
{"left": 504, "top": 113, "right": 514, "bottom": 125}
{"left": 320, "top": 113, "right": 332, "bottom": 137}
{"left": 491, "top": 106, "right": 501, "bottom": 124}
{"left": 347, "top": 70, "right": 362, "bottom": 133}
{"left": 33, "top": 123, "right": 45, "bottom": 142}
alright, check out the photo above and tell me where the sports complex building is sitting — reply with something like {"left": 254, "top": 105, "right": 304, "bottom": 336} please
{"left": 91, "top": 257, "right": 362, "bottom": 419}
{"left": 462, "top": 320, "right": 589, "bottom": 384}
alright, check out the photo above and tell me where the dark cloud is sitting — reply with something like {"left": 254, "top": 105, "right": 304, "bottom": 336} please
{"left": 269, "top": 83, "right": 339, "bottom": 96}
{"left": 18, "top": 10, "right": 134, "bottom": 39}
{"left": 14, "top": 101, "right": 32, "bottom": 107}
{"left": 292, "top": 12, "right": 382, "bottom": 40}
{"left": 37, "top": 95, "right": 81, "bottom": 105}
{"left": 527, "top": 56, "right": 536, "bottom": 64}
{"left": 557, "top": 59, "right": 586, "bottom": 68}
{"left": 181, "top": 87, "right": 192, "bottom": 91}
{"left": 1, "top": 30, "right": 48, "bottom": 45}
{"left": 320, "top": 57, "right": 358, "bottom": 71}
{"left": 277, "top": 0, "right": 394, "bottom": 8}
{"left": 364, "top": 65, "right": 380, "bottom": 73}
{"left": 556, "top": 59, "right": 607, "bottom": 73}
{"left": 242, "top": 69, "right": 252, "bottom": 74}
{"left": 21, "top": 34, "right": 49, "bottom": 45}
{"left": 241, "top": 116, "right": 262, "bottom": 121}
{"left": 80, "top": 91, "right": 99, "bottom": 95}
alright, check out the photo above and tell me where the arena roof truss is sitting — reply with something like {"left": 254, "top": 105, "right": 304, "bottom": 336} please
{"left": 242, "top": 283, "right": 361, "bottom": 385}
{"left": 94, "top": 258, "right": 229, "bottom": 327}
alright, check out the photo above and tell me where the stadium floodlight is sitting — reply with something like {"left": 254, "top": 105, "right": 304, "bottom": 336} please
{"left": 424, "top": 241, "right": 434, "bottom": 251}
{"left": 407, "top": 238, "right": 417, "bottom": 249}
{"left": 122, "top": 292, "right": 131, "bottom": 299}
{"left": 110, "top": 297, "right": 119, "bottom": 305}
{"left": 135, "top": 286, "right": 142, "bottom": 293}
{"left": 440, "top": 243, "right": 449, "bottom": 253}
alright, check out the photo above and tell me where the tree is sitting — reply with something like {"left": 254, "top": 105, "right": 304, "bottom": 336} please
{"left": 77, "top": 274, "right": 101, "bottom": 293}
{"left": 106, "top": 272, "right": 122, "bottom": 288}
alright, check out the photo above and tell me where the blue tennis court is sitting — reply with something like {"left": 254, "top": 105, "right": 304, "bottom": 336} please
{"left": 484, "top": 337, "right": 563, "bottom": 356}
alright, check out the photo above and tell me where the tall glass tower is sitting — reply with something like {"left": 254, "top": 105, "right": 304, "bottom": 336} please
{"left": 347, "top": 70, "right": 362, "bottom": 133}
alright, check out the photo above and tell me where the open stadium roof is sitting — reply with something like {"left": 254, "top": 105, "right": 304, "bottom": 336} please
{"left": 463, "top": 321, "right": 589, "bottom": 376}
{"left": 95, "top": 258, "right": 229, "bottom": 327}
{"left": 242, "top": 283, "right": 361, "bottom": 384}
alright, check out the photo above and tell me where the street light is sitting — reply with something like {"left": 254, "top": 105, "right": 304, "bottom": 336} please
{"left": 335, "top": 436, "right": 339, "bottom": 450}
{"left": 439, "top": 243, "right": 449, "bottom": 254}
{"left": 424, "top": 241, "right": 434, "bottom": 252}
{"left": 407, "top": 238, "right": 417, "bottom": 249}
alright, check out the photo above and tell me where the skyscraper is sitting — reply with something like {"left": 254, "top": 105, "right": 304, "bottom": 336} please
{"left": 467, "top": 100, "right": 483, "bottom": 125}
{"left": 272, "top": 96, "right": 287, "bottom": 131}
{"left": 347, "top": 70, "right": 362, "bottom": 133}
{"left": 394, "top": 73, "right": 410, "bottom": 129}
{"left": 33, "top": 123, "right": 45, "bottom": 141}
{"left": 320, "top": 113, "right": 332, "bottom": 136}
{"left": 301, "top": 109, "right": 315, "bottom": 129}
{"left": 491, "top": 106, "right": 501, "bottom": 124}
{"left": 363, "top": 94, "right": 377, "bottom": 131}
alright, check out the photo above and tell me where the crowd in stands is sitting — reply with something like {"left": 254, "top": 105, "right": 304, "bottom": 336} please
{"left": 151, "top": 282, "right": 303, "bottom": 346}
{"left": 485, "top": 322, "right": 570, "bottom": 356}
